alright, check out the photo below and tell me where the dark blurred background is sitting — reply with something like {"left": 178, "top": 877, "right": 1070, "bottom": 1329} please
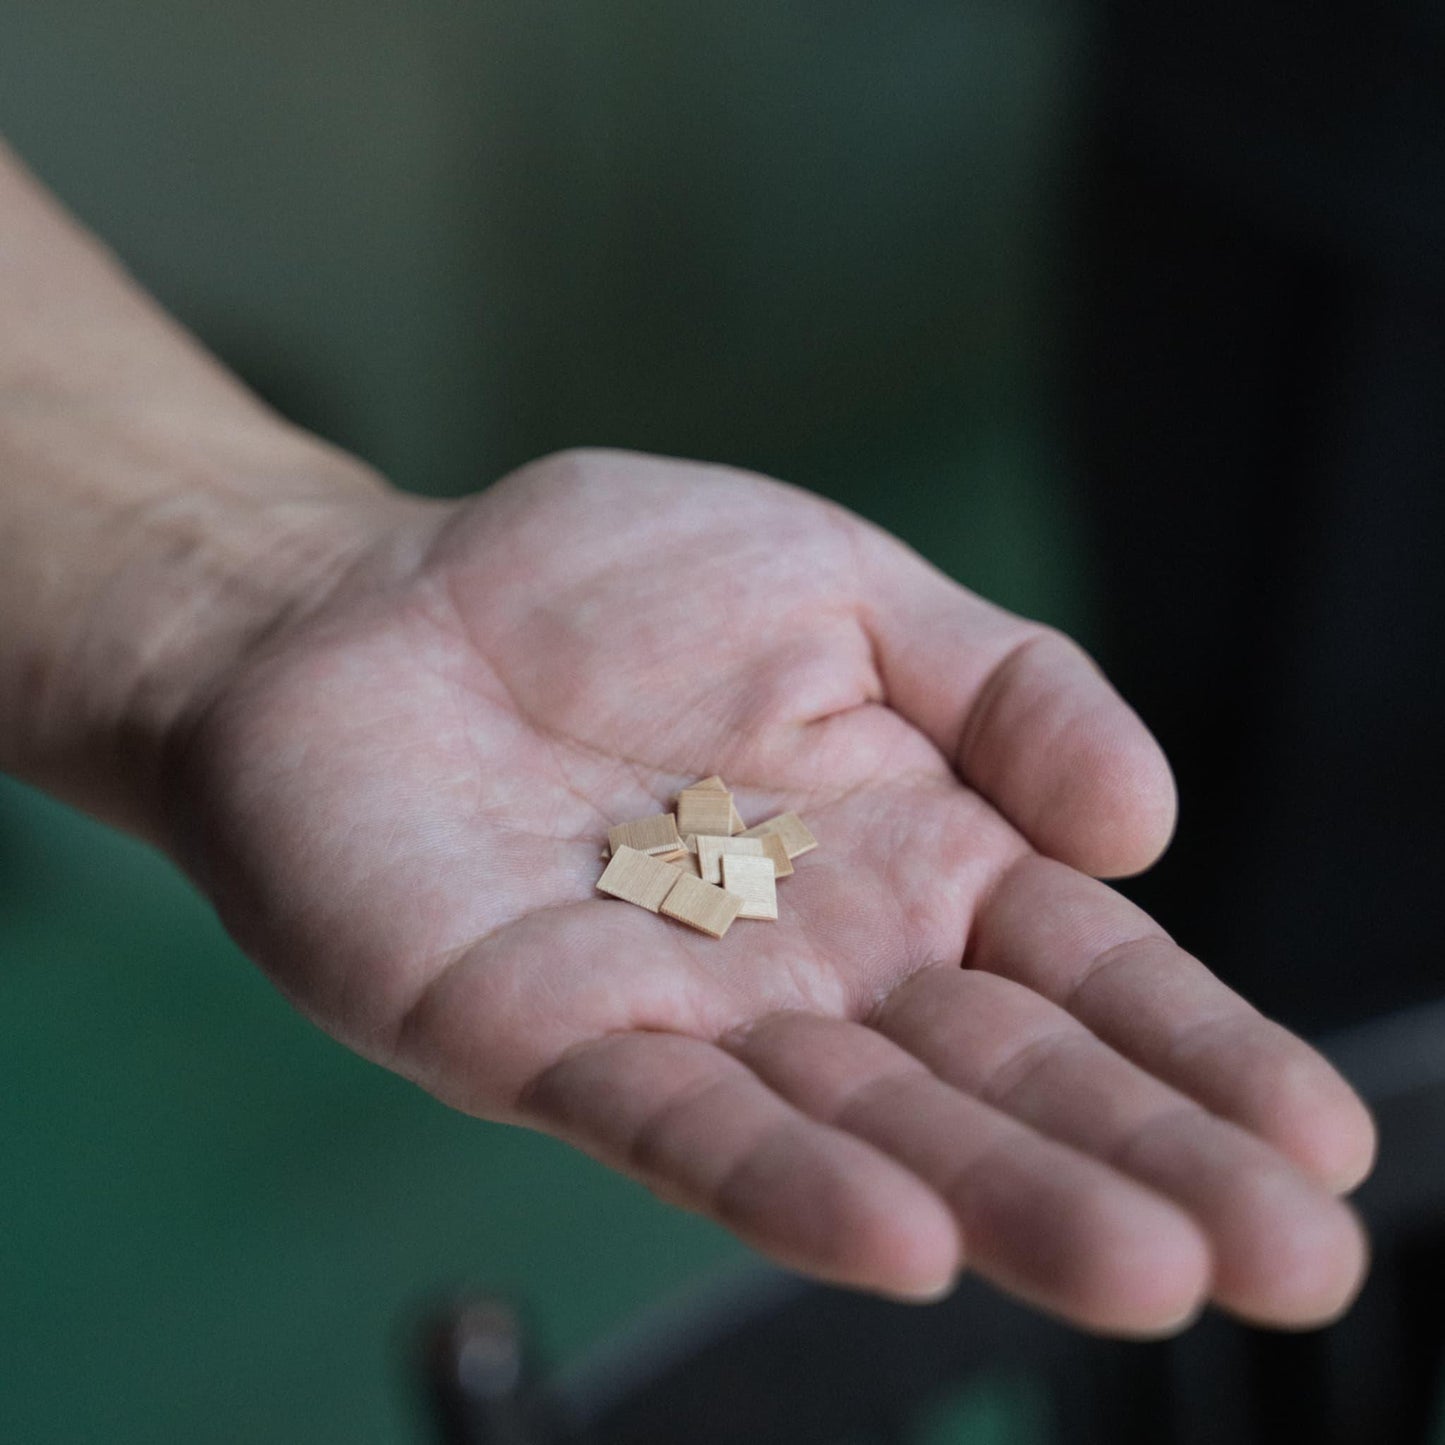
{"left": 0, "top": 2, "right": 1439, "bottom": 1441}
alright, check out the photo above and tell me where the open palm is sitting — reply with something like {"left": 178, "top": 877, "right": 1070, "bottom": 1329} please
{"left": 170, "top": 449, "right": 1374, "bottom": 1335}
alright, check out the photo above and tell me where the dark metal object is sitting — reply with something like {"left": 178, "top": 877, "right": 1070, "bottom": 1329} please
{"left": 421, "top": 1296, "right": 572, "bottom": 1445}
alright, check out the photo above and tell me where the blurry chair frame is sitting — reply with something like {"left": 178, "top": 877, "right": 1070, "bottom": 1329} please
{"left": 422, "top": 1000, "right": 1445, "bottom": 1445}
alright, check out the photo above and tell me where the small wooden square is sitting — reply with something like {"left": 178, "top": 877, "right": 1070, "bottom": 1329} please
{"left": 607, "top": 813, "right": 682, "bottom": 857}
{"left": 696, "top": 834, "right": 766, "bottom": 885}
{"left": 676, "top": 788, "right": 734, "bottom": 838}
{"left": 596, "top": 846, "right": 684, "bottom": 912}
{"left": 739, "top": 812, "right": 818, "bottom": 859}
{"left": 654, "top": 848, "right": 701, "bottom": 876}
{"left": 758, "top": 833, "right": 793, "bottom": 879}
{"left": 721, "top": 853, "right": 778, "bottom": 920}
{"left": 660, "top": 872, "right": 743, "bottom": 938}
{"left": 689, "top": 775, "right": 728, "bottom": 792}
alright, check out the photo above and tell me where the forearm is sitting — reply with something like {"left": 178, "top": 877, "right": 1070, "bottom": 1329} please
{"left": 0, "top": 139, "right": 402, "bottom": 845}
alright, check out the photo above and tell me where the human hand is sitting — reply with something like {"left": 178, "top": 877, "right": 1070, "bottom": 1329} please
{"left": 163, "top": 448, "right": 1375, "bottom": 1335}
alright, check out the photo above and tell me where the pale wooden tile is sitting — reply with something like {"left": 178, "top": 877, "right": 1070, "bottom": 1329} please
{"left": 596, "top": 846, "right": 684, "bottom": 912}
{"left": 676, "top": 788, "right": 734, "bottom": 838}
{"left": 739, "top": 812, "right": 818, "bottom": 859}
{"left": 696, "top": 834, "right": 765, "bottom": 885}
{"left": 685, "top": 774, "right": 742, "bottom": 830}
{"left": 759, "top": 833, "right": 794, "bottom": 879}
{"left": 721, "top": 853, "right": 778, "bottom": 921}
{"left": 660, "top": 872, "right": 743, "bottom": 938}
{"left": 671, "top": 850, "right": 702, "bottom": 877}
{"left": 607, "top": 813, "right": 682, "bottom": 857}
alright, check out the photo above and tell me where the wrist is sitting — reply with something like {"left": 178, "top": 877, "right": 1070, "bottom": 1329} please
{"left": 1, "top": 392, "right": 428, "bottom": 845}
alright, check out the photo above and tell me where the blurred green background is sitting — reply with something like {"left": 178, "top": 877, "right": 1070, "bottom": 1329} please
{"left": 0, "top": 3, "right": 1093, "bottom": 1439}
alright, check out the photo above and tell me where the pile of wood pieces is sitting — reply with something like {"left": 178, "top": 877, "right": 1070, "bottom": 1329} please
{"left": 596, "top": 775, "right": 817, "bottom": 939}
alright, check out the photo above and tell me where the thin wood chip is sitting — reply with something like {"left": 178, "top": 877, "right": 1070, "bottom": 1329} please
{"left": 676, "top": 788, "right": 734, "bottom": 838}
{"left": 688, "top": 774, "right": 743, "bottom": 831}
{"left": 758, "top": 833, "right": 794, "bottom": 879}
{"left": 607, "top": 813, "right": 682, "bottom": 857}
{"left": 721, "top": 853, "right": 778, "bottom": 921}
{"left": 597, "top": 781, "right": 815, "bottom": 937}
{"left": 596, "top": 846, "right": 684, "bottom": 912}
{"left": 695, "top": 834, "right": 766, "bottom": 885}
{"left": 660, "top": 872, "right": 743, "bottom": 938}
{"left": 739, "top": 812, "right": 818, "bottom": 859}
{"left": 657, "top": 847, "right": 702, "bottom": 876}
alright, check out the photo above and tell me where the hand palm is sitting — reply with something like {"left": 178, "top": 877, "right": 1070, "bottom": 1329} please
{"left": 175, "top": 450, "right": 1374, "bottom": 1334}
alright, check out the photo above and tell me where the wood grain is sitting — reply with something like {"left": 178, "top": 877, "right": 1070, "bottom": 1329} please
{"left": 739, "top": 812, "right": 817, "bottom": 859}
{"left": 596, "top": 846, "right": 684, "bottom": 912}
{"left": 607, "top": 813, "right": 682, "bottom": 857}
{"left": 758, "top": 833, "right": 794, "bottom": 879}
{"left": 696, "top": 834, "right": 766, "bottom": 885}
{"left": 721, "top": 853, "right": 778, "bottom": 921}
{"left": 677, "top": 789, "right": 734, "bottom": 838}
{"left": 660, "top": 872, "right": 743, "bottom": 938}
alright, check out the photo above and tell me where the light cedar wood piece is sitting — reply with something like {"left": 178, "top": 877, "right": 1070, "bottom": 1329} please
{"left": 721, "top": 853, "right": 778, "bottom": 921}
{"left": 607, "top": 813, "right": 682, "bottom": 858}
{"left": 596, "top": 846, "right": 684, "bottom": 912}
{"left": 739, "top": 812, "right": 817, "bottom": 859}
{"left": 676, "top": 788, "right": 734, "bottom": 838}
{"left": 758, "top": 833, "right": 793, "bottom": 879}
{"left": 660, "top": 872, "right": 743, "bottom": 938}
{"left": 688, "top": 774, "right": 744, "bottom": 831}
{"left": 695, "top": 834, "right": 766, "bottom": 885}
{"left": 657, "top": 848, "right": 705, "bottom": 877}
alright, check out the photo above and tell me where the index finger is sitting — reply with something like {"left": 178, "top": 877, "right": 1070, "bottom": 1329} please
{"left": 967, "top": 855, "right": 1378, "bottom": 1195}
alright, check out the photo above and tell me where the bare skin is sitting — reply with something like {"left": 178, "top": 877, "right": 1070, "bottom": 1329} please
{"left": 0, "top": 141, "right": 1376, "bottom": 1336}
